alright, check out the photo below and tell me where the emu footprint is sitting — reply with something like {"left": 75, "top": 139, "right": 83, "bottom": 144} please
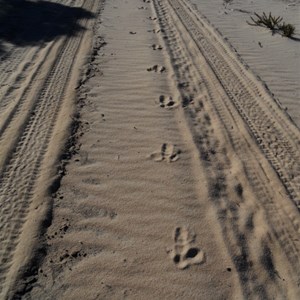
{"left": 150, "top": 143, "right": 181, "bottom": 163}
{"left": 168, "top": 227, "right": 205, "bottom": 269}
{"left": 151, "top": 44, "right": 163, "bottom": 50}
{"left": 152, "top": 29, "right": 164, "bottom": 33}
{"left": 147, "top": 65, "right": 166, "bottom": 73}
{"left": 159, "top": 95, "right": 178, "bottom": 109}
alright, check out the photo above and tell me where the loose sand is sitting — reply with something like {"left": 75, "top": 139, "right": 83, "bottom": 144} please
{"left": 190, "top": 0, "right": 300, "bottom": 128}
{"left": 0, "top": 0, "right": 299, "bottom": 299}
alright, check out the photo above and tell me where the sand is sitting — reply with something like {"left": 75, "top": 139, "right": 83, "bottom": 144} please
{"left": 189, "top": 0, "right": 300, "bottom": 128}
{"left": 0, "top": 0, "right": 299, "bottom": 299}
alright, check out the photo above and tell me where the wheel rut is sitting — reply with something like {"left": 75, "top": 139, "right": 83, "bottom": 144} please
{"left": 153, "top": 0, "right": 300, "bottom": 298}
{"left": 0, "top": 0, "right": 100, "bottom": 297}
{"left": 0, "top": 0, "right": 77, "bottom": 107}
{"left": 169, "top": 0, "right": 300, "bottom": 210}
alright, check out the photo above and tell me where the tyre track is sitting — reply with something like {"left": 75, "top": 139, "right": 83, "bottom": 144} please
{"left": 0, "top": 45, "right": 54, "bottom": 113}
{"left": 0, "top": 0, "right": 76, "bottom": 105}
{"left": 0, "top": 43, "right": 55, "bottom": 138}
{"left": 0, "top": 48, "right": 32, "bottom": 101}
{"left": 0, "top": 0, "right": 78, "bottom": 121}
{"left": 0, "top": 0, "right": 79, "bottom": 169}
{"left": 153, "top": 0, "right": 300, "bottom": 298}
{"left": 167, "top": 0, "right": 300, "bottom": 210}
{"left": 0, "top": 0, "right": 97, "bottom": 295}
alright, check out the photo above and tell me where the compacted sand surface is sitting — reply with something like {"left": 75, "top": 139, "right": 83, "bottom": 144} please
{"left": 0, "top": 0, "right": 299, "bottom": 299}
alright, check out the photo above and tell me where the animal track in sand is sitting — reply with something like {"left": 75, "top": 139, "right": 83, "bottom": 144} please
{"left": 152, "top": 29, "right": 165, "bottom": 33}
{"left": 177, "top": 82, "right": 189, "bottom": 89}
{"left": 82, "top": 178, "right": 101, "bottom": 185}
{"left": 46, "top": 220, "right": 71, "bottom": 241}
{"left": 167, "top": 227, "right": 205, "bottom": 269}
{"left": 149, "top": 143, "right": 181, "bottom": 162}
{"left": 151, "top": 44, "right": 163, "bottom": 50}
{"left": 147, "top": 65, "right": 166, "bottom": 73}
{"left": 159, "top": 95, "right": 179, "bottom": 109}
{"left": 78, "top": 205, "right": 117, "bottom": 219}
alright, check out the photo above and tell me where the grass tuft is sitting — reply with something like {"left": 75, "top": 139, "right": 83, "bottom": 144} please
{"left": 247, "top": 12, "right": 296, "bottom": 38}
{"left": 279, "top": 22, "right": 295, "bottom": 38}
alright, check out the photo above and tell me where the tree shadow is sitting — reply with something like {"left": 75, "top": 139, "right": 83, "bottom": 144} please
{"left": 0, "top": 0, "right": 94, "bottom": 50}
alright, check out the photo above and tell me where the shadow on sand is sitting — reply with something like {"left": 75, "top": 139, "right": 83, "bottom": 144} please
{"left": 0, "top": 0, "right": 94, "bottom": 52}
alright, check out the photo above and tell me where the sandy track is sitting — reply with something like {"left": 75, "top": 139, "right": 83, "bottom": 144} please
{"left": 153, "top": 0, "right": 300, "bottom": 297}
{"left": 0, "top": 0, "right": 78, "bottom": 110}
{"left": 1, "top": 0, "right": 299, "bottom": 298}
{"left": 20, "top": 0, "right": 300, "bottom": 299}
{"left": 0, "top": 0, "right": 101, "bottom": 297}
{"left": 162, "top": 0, "right": 300, "bottom": 209}
{"left": 189, "top": 0, "right": 300, "bottom": 128}
{"left": 25, "top": 0, "right": 240, "bottom": 298}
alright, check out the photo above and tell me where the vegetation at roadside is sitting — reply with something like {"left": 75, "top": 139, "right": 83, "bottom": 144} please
{"left": 278, "top": 22, "right": 295, "bottom": 38}
{"left": 247, "top": 12, "right": 296, "bottom": 38}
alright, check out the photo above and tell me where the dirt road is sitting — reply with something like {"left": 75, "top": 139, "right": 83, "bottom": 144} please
{"left": 0, "top": 0, "right": 102, "bottom": 297}
{"left": 0, "top": 0, "right": 299, "bottom": 299}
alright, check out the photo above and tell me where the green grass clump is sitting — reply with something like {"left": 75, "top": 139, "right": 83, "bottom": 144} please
{"left": 248, "top": 12, "right": 282, "bottom": 30}
{"left": 279, "top": 22, "right": 295, "bottom": 37}
{"left": 247, "top": 12, "right": 296, "bottom": 38}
